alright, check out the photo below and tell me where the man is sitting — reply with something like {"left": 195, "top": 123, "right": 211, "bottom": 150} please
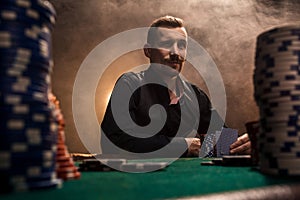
{"left": 101, "top": 15, "right": 250, "bottom": 157}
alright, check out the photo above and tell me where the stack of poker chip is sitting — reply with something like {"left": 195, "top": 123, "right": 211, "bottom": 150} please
{"left": 254, "top": 25, "right": 300, "bottom": 176}
{"left": 49, "top": 93, "right": 81, "bottom": 180}
{"left": 0, "top": 0, "right": 62, "bottom": 192}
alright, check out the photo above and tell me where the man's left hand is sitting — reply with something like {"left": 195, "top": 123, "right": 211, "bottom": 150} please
{"left": 229, "top": 133, "right": 251, "bottom": 155}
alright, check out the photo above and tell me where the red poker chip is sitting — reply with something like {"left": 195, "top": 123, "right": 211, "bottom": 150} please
{"left": 56, "top": 166, "right": 78, "bottom": 173}
{"left": 56, "top": 156, "right": 73, "bottom": 162}
{"left": 56, "top": 159, "right": 75, "bottom": 168}
{"left": 57, "top": 171, "right": 81, "bottom": 180}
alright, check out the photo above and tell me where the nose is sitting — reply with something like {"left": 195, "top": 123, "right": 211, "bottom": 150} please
{"left": 169, "top": 43, "right": 179, "bottom": 55}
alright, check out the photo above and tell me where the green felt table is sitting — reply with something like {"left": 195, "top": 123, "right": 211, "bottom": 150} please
{"left": 1, "top": 158, "right": 300, "bottom": 200}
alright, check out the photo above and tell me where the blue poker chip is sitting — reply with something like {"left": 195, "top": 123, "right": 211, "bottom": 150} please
{"left": 259, "top": 146, "right": 300, "bottom": 156}
{"left": 259, "top": 116, "right": 300, "bottom": 125}
{"left": 0, "top": 93, "right": 49, "bottom": 104}
{"left": 1, "top": 141, "right": 56, "bottom": 153}
{"left": 259, "top": 110, "right": 300, "bottom": 119}
{"left": 260, "top": 135, "right": 300, "bottom": 143}
{"left": 255, "top": 70, "right": 300, "bottom": 79}
{"left": 0, "top": 124, "right": 57, "bottom": 135}
{"left": 256, "top": 47, "right": 300, "bottom": 57}
{"left": 9, "top": 172, "right": 57, "bottom": 181}
{"left": 0, "top": 150, "right": 57, "bottom": 161}
{"left": 0, "top": 30, "right": 51, "bottom": 46}
{"left": 0, "top": 24, "right": 52, "bottom": 41}
{"left": 0, "top": 103, "right": 52, "bottom": 113}
{"left": 0, "top": 83, "right": 49, "bottom": 94}
{"left": 257, "top": 54, "right": 300, "bottom": 62}
{"left": 255, "top": 55, "right": 300, "bottom": 66}
{"left": 0, "top": 39, "right": 51, "bottom": 56}
{"left": 261, "top": 35, "right": 300, "bottom": 43}
{"left": 260, "top": 128, "right": 300, "bottom": 136}
{"left": 0, "top": 0, "right": 59, "bottom": 192}
{"left": 0, "top": 131, "right": 58, "bottom": 143}
{"left": 261, "top": 26, "right": 300, "bottom": 36}
{"left": 0, "top": 69, "right": 51, "bottom": 81}
{"left": 260, "top": 167, "right": 300, "bottom": 176}
{"left": 0, "top": 5, "right": 56, "bottom": 28}
{"left": 260, "top": 133, "right": 300, "bottom": 141}
{"left": 259, "top": 144, "right": 300, "bottom": 154}
{"left": 0, "top": 140, "right": 57, "bottom": 151}
{"left": 260, "top": 117, "right": 300, "bottom": 126}
{"left": 255, "top": 92, "right": 300, "bottom": 102}
{"left": 0, "top": 33, "right": 51, "bottom": 50}
{"left": 8, "top": 172, "right": 57, "bottom": 184}
{"left": 0, "top": 62, "right": 53, "bottom": 75}
{"left": 0, "top": 0, "right": 56, "bottom": 13}
{"left": 0, "top": 60, "right": 52, "bottom": 71}
{"left": 0, "top": 78, "right": 50, "bottom": 88}
{"left": 0, "top": 112, "right": 56, "bottom": 125}
{"left": 0, "top": 122, "right": 57, "bottom": 133}
{"left": 259, "top": 99, "right": 300, "bottom": 107}
{"left": 257, "top": 65, "right": 300, "bottom": 75}
{"left": 255, "top": 80, "right": 300, "bottom": 89}
{"left": 0, "top": 166, "right": 55, "bottom": 178}
{"left": 0, "top": 135, "right": 57, "bottom": 148}
{"left": 0, "top": 176, "right": 61, "bottom": 193}
{"left": 260, "top": 151, "right": 300, "bottom": 160}
{"left": 258, "top": 96, "right": 300, "bottom": 105}
{"left": 260, "top": 109, "right": 300, "bottom": 118}
{"left": 0, "top": 51, "right": 53, "bottom": 66}
{"left": 0, "top": 79, "right": 49, "bottom": 90}
{"left": 0, "top": 62, "right": 52, "bottom": 74}
{"left": 258, "top": 39, "right": 300, "bottom": 48}
{"left": 0, "top": 45, "right": 51, "bottom": 60}
{"left": 260, "top": 91, "right": 300, "bottom": 100}
{"left": 0, "top": 111, "right": 55, "bottom": 122}
{"left": 13, "top": 179, "right": 62, "bottom": 192}
{"left": 0, "top": 16, "right": 55, "bottom": 34}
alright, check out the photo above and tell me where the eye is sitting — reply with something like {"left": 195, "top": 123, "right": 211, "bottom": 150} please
{"left": 178, "top": 40, "right": 187, "bottom": 50}
{"left": 158, "top": 40, "right": 173, "bottom": 48}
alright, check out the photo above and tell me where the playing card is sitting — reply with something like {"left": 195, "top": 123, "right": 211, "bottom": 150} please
{"left": 216, "top": 128, "right": 238, "bottom": 157}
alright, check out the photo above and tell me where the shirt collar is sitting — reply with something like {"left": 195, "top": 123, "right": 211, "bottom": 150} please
{"left": 145, "top": 65, "right": 184, "bottom": 105}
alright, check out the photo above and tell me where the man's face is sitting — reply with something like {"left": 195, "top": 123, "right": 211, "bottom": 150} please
{"left": 145, "top": 27, "right": 188, "bottom": 78}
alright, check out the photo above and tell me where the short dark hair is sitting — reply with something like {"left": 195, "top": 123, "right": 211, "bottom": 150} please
{"left": 147, "top": 15, "right": 184, "bottom": 44}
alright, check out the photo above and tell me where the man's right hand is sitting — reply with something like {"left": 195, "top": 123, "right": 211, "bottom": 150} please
{"left": 184, "top": 138, "right": 201, "bottom": 157}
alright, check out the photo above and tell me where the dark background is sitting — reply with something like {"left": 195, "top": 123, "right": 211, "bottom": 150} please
{"left": 49, "top": 0, "right": 300, "bottom": 153}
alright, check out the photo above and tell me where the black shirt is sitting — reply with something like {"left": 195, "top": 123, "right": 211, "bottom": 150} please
{"left": 100, "top": 65, "right": 224, "bottom": 157}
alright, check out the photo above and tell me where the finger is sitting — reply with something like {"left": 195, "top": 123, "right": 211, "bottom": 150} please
{"left": 230, "top": 141, "right": 251, "bottom": 154}
{"left": 230, "top": 133, "right": 250, "bottom": 149}
{"left": 191, "top": 147, "right": 200, "bottom": 156}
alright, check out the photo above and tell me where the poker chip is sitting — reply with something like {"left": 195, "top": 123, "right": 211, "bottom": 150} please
{"left": 254, "top": 25, "right": 300, "bottom": 176}
{"left": 120, "top": 162, "right": 169, "bottom": 173}
{"left": 0, "top": 0, "right": 62, "bottom": 193}
{"left": 78, "top": 158, "right": 127, "bottom": 172}
{"left": 49, "top": 94, "right": 81, "bottom": 181}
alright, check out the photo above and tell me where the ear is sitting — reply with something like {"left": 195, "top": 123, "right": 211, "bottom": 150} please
{"left": 143, "top": 43, "right": 151, "bottom": 58}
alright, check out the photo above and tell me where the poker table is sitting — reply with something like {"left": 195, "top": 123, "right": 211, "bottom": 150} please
{"left": 2, "top": 157, "right": 300, "bottom": 200}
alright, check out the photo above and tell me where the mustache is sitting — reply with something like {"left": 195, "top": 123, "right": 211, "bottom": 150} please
{"left": 164, "top": 54, "right": 186, "bottom": 63}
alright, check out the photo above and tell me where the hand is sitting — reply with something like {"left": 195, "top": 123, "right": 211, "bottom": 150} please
{"left": 230, "top": 133, "right": 251, "bottom": 155}
{"left": 184, "top": 138, "right": 201, "bottom": 157}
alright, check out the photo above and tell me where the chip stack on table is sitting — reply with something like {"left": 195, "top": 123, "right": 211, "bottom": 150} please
{"left": 254, "top": 25, "right": 300, "bottom": 176}
{"left": 49, "top": 93, "right": 81, "bottom": 180}
{"left": 0, "top": 0, "right": 62, "bottom": 193}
